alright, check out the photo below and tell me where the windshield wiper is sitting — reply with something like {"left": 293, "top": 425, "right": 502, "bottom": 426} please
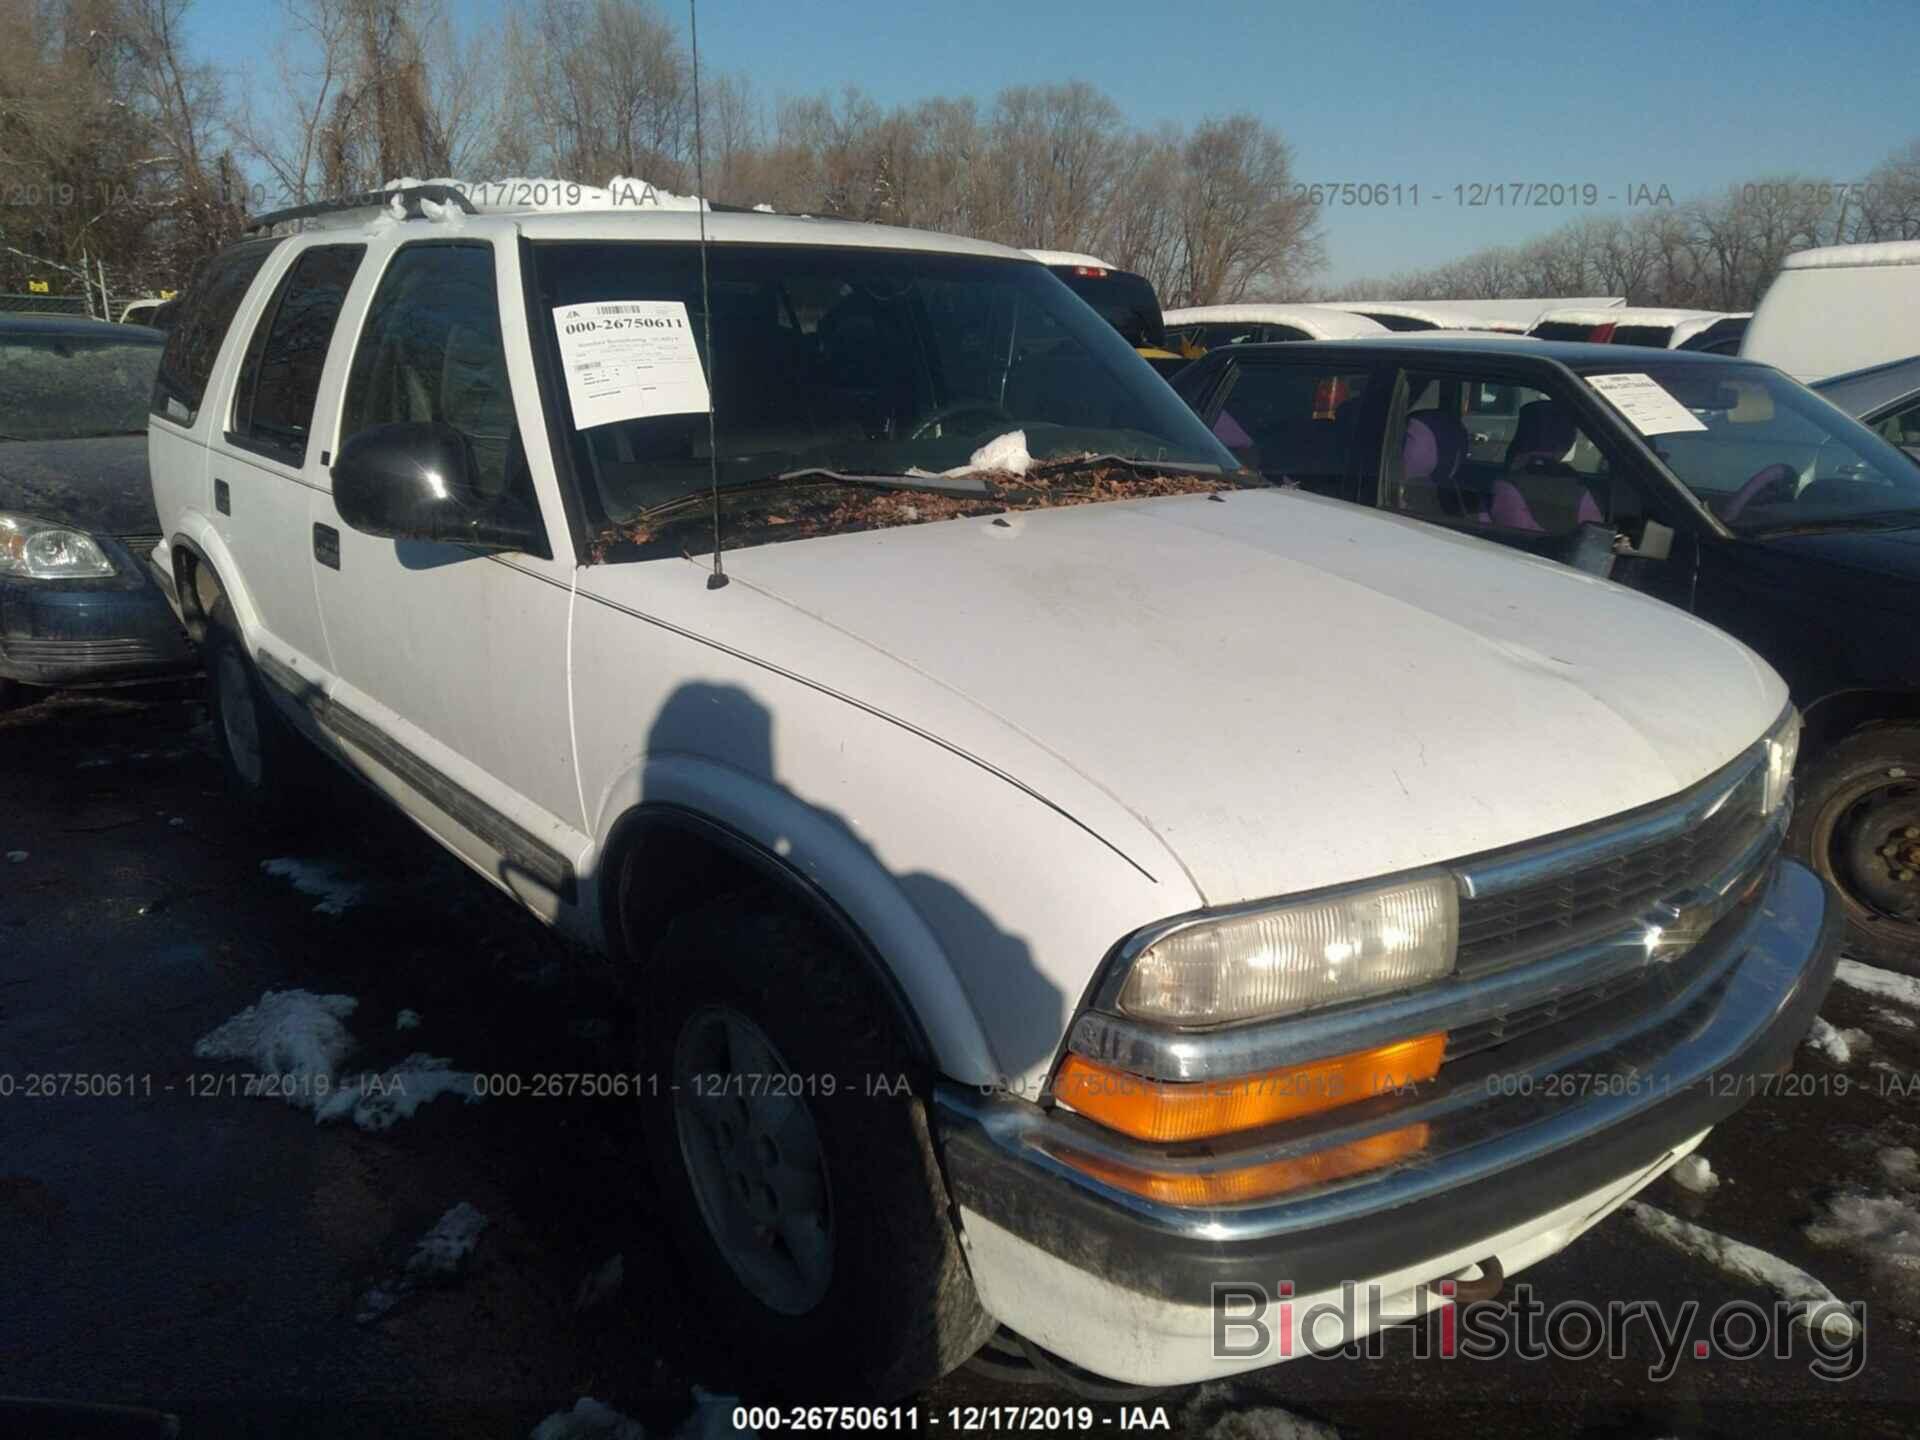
{"left": 632, "top": 468, "right": 992, "bottom": 524}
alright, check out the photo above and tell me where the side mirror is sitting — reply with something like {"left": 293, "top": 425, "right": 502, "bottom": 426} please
{"left": 331, "top": 422, "right": 545, "bottom": 555}
{"left": 1615, "top": 517, "right": 1674, "bottom": 561}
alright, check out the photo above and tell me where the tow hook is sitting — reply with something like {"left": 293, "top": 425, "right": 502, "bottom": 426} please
{"left": 1429, "top": 1255, "right": 1505, "bottom": 1303}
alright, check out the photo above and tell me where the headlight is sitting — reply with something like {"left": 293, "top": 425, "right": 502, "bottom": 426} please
{"left": 1762, "top": 706, "right": 1802, "bottom": 819}
{"left": 1116, "top": 872, "right": 1458, "bottom": 1026}
{"left": 0, "top": 513, "right": 116, "bottom": 578}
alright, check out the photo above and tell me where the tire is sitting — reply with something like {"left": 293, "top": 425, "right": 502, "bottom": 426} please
{"left": 636, "top": 898, "right": 995, "bottom": 1400}
{"left": 203, "top": 597, "right": 317, "bottom": 817}
{"left": 0, "top": 678, "right": 23, "bottom": 713}
{"left": 1788, "top": 722, "right": 1920, "bottom": 974}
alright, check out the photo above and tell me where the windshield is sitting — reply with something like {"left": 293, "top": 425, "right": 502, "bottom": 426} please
{"left": 1580, "top": 363, "right": 1920, "bottom": 533}
{"left": 531, "top": 242, "right": 1232, "bottom": 554}
{"left": 0, "top": 333, "right": 162, "bottom": 441}
{"left": 1049, "top": 267, "right": 1167, "bottom": 349}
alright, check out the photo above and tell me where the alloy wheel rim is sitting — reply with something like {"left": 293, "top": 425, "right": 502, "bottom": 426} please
{"left": 671, "top": 1005, "right": 834, "bottom": 1315}
{"left": 217, "top": 650, "right": 264, "bottom": 789}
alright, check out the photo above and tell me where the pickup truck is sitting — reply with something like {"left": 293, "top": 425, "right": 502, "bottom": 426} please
{"left": 148, "top": 186, "right": 1838, "bottom": 1398}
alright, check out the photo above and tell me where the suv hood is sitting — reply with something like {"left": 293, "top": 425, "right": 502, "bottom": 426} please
{"left": 698, "top": 489, "right": 1785, "bottom": 905}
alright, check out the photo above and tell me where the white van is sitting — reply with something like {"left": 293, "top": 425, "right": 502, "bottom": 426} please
{"left": 1742, "top": 240, "right": 1920, "bottom": 381}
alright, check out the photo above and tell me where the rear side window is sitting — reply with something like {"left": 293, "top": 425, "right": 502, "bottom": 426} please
{"left": 1208, "top": 363, "right": 1373, "bottom": 497}
{"left": 152, "top": 238, "right": 282, "bottom": 426}
{"left": 231, "top": 244, "right": 365, "bottom": 462}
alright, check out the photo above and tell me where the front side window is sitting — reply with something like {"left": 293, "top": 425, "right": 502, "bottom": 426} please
{"left": 1581, "top": 364, "right": 1920, "bottom": 534}
{"left": 1872, "top": 396, "right": 1920, "bottom": 450}
{"left": 1, "top": 331, "right": 162, "bottom": 441}
{"left": 152, "top": 238, "right": 282, "bottom": 426}
{"left": 1201, "top": 363, "right": 1372, "bottom": 496}
{"left": 232, "top": 244, "right": 365, "bottom": 461}
{"left": 341, "top": 243, "right": 525, "bottom": 503}
{"left": 1387, "top": 371, "right": 1627, "bottom": 537}
{"left": 527, "top": 243, "right": 1237, "bottom": 559}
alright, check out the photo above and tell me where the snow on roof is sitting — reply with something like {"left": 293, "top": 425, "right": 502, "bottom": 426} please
{"left": 1024, "top": 249, "right": 1120, "bottom": 270}
{"left": 1783, "top": 240, "right": 1920, "bottom": 271}
{"left": 1536, "top": 306, "right": 1724, "bottom": 328}
{"left": 1334, "top": 297, "right": 1624, "bottom": 330}
{"left": 514, "top": 208, "right": 1032, "bottom": 260}
{"left": 1162, "top": 304, "right": 1388, "bottom": 338}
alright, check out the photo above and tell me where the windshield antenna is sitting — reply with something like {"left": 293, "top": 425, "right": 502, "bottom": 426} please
{"left": 690, "top": 0, "right": 727, "bottom": 589}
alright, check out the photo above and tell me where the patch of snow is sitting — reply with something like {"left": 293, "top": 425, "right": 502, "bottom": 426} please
{"left": 1872, "top": 1006, "right": 1918, "bottom": 1031}
{"left": 1834, "top": 958, "right": 1920, "bottom": 1009}
{"left": 385, "top": 174, "right": 708, "bottom": 213}
{"left": 1178, "top": 1386, "right": 1338, "bottom": 1440}
{"left": 1805, "top": 1016, "right": 1871, "bottom": 1065}
{"left": 575, "top": 1252, "right": 625, "bottom": 1311}
{"left": 678, "top": 1390, "right": 753, "bottom": 1440}
{"left": 531, "top": 1398, "right": 648, "bottom": 1440}
{"left": 1806, "top": 1192, "right": 1920, "bottom": 1286}
{"left": 261, "top": 857, "right": 368, "bottom": 915}
{"left": 946, "top": 429, "right": 1032, "bottom": 477}
{"left": 1880, "top": 1147, "right": 1918, "bottom": 1186}
{"left": 5, "top": 850, "right": 26, "bottom": 863}
{"left": 316, "top": 1053, "right": 479, "bottom": 1132}
{"left": 408, "top": 1201, "right": 489, "bottom": 1278}
{"left": 1624, "top": 1203, "right": 1856, "bottom": 1341}
{"left": 193, "top": 990, "right": 358, "bottom": 1109}
{"left": 751, "top": 202, "right": 774, "bottom": 213}
{"left": 1670, "top": 1153, "right": 1721, "bottom": 1194}
{"left": 395, "top": 1008, "right": 421, "bottom": 1032}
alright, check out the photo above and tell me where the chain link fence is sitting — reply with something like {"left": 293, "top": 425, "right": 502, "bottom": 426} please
{"left": 0, "top": 292, "right": 92, "bottom": 316}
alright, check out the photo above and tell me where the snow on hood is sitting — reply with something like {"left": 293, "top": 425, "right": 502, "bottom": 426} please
{"left": 945, "top": 429, "right": 1032, "bottom": 477}
{"left": 698, "top": 488, "right": 1784, "bottom": 905}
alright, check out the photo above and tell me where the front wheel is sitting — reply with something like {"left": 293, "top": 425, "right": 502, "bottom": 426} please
{"left": 1788, "top": 723, "right": 1920, "bottom": 974}
{"left": 637, "top": 900, "right": 995, "bottom": 1399}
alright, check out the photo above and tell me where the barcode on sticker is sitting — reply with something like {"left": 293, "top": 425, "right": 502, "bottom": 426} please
{"left": 592, "top": 303, "right": 660, "bottom": 314}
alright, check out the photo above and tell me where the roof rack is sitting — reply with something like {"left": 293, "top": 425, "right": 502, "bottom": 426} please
{"left": 243, "top": 184, "right": 478, "bottom": 235}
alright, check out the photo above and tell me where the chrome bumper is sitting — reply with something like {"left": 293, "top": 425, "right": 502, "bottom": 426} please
{"left": 936, "top": 857, "right": 1840, "bottom": 1305}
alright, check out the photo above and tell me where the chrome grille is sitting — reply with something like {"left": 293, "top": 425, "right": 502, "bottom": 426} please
{"left": 1456, "top": 758, "right": 1771, "bottom": 975}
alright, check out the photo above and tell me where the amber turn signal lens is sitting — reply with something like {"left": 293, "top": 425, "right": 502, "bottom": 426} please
{"left": 1053, "top": 1033, "right": 1446, "bottom": 1144}
{"left": 1049, "top": 1121, "right": 1431, "bottom": 1207}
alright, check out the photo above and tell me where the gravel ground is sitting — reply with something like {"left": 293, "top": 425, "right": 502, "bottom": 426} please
{"left": 4, "top": 688, "right": 1919, "bottom": 1439}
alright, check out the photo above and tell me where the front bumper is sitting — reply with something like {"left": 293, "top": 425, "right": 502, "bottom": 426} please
{"left": 936, "top": 856, "right": 1841, "bottom": 1385}
{"left": 0, "top": 538, "right": 195, "bottom": 689}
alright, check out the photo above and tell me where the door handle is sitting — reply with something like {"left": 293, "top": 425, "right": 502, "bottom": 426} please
{"left": 214, "top": 479, "right": 230, "bottom": 515}
{"left": 313, "top": 524, "right": 340, "bottom": 570}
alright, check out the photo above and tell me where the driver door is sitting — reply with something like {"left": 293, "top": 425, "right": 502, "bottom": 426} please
{"left": 309, "top": 236, "right": 588, "bottom": 911}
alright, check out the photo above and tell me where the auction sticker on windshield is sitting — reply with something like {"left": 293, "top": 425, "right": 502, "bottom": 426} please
{"left": 1586, "top": 371, "right": 1709, "bottom": 436}
{"left": 551, "top": 299, "right": 711, "bottom": 429}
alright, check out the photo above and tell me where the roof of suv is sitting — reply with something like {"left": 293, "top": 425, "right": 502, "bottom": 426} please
{"left": 274, "top": 203, "right": 1038, "bottom": 262}
{"left": 0, "top": 312, "right": 161, "bottom": 341}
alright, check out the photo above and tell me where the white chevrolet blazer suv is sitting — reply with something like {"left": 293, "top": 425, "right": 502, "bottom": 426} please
{"left": 147, "top": 185, "right": 1839, "bottom": 1397}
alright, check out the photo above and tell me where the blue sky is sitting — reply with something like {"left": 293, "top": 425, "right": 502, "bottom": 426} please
{"left": 189, "top": 0, "right": 1913, "bottom": 285}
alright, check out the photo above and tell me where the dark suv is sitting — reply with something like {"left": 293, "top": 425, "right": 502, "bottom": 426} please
{"left": 1174, "top": 335, "right": 1920, "bottom": 969}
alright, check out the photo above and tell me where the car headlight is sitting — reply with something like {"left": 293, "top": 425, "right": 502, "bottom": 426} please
{"left": 1115, "top": 872, "right": 1458, "bottom": 1026}
{"left": 1762, "top": 706, "right": 1802, "bottom": 819}
{"left": 0, "top": 513, "right": 116, "bottom": 579}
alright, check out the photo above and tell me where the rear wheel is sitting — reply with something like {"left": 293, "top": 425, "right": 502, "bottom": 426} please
{"left": 636, "top": 898, "right": 995, "bottom": 1399}
{"left": 203, "top": 597, "right": 316, "bottom": 817}
{"left": 1789, "top": 723, "right": 1920, "bottom": 974}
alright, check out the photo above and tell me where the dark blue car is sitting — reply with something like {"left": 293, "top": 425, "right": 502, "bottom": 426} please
{"left": 0, "top": 314, "right": 195, "bottom": 707}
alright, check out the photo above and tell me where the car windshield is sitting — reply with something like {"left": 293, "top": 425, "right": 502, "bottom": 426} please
{"left": 530, "top": 242, "right": 1233, "bottom": 555}
{"left": 0, "top": 333, "right": 162, "bottom": 441}
{"left": 1579, "top": 363, "right": 1920, "bottom": 533}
